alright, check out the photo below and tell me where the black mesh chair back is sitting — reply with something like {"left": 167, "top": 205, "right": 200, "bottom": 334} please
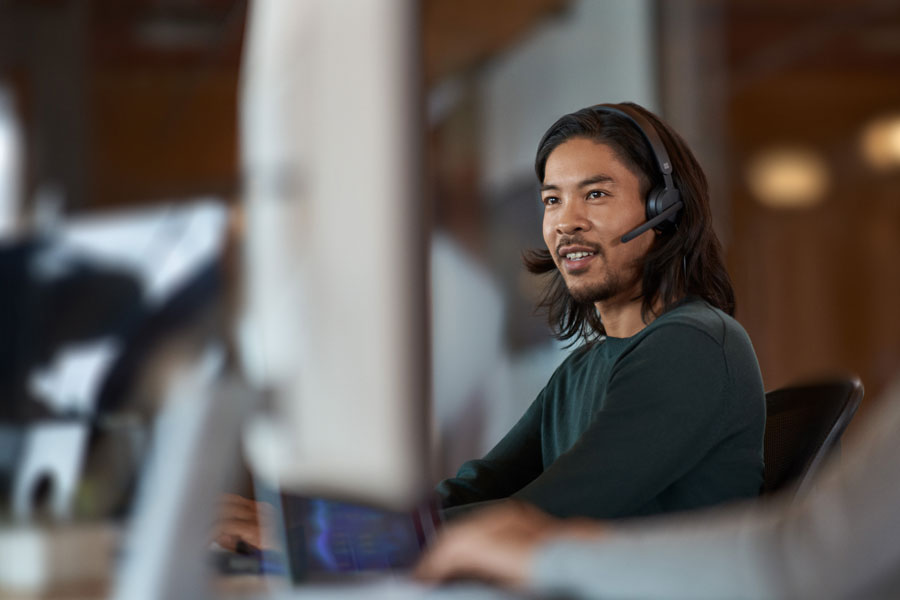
{"left": 763, "top": 377, "right": 863, "bottom": 498}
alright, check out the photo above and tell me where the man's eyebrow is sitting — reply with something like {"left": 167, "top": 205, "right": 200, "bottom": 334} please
{"left": 579, "top": 174, "right": 615, "bottom": 186}
{"left": 540, "top": 174, "right": 615, "bottom": 192}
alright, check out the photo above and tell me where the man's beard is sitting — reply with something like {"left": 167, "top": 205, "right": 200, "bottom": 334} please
{"left": 553, "top": 236, "right": 640, "bottom": 304}
{"left": 566, "top": 271, "right": 625, "bottom": 304}
{"left": 561, "top": 254, "right": 642, "bottom": 304}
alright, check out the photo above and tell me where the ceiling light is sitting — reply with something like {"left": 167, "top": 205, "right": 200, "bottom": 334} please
{"left": 745, "top": 147, "right": 829, "bottom": 209}
{"left": 861, "top": 113, "right": 900, "bottom": 170}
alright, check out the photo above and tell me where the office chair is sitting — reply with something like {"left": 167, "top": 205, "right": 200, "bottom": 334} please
{"left": 763, "top": 376, "right": 863, "bottom": 498}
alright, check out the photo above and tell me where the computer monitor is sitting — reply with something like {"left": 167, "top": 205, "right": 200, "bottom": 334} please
{"left": 238, "top": 0, "right": 429, "bottom": 510}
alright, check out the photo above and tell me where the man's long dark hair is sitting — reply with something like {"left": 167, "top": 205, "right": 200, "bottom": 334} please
{"left": 523, "top": 102, "right": 735, "bottom": 343}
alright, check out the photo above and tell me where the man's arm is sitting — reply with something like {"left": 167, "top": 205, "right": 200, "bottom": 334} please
{"left": 417, "top": 383, "right": 900, "bottom": 598}
{"left": 435, "top": 391, "right": 546, "bottom": 515}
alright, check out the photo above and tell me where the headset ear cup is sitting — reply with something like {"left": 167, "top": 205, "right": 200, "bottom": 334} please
{"left": 662, "top": 189, "right": 682, "bottom": 225}
{"left": 646, "top": 187, "right": 665, "bottom": 220}
{"left": 646, "top": 188, "right": 682, "bottom": 230}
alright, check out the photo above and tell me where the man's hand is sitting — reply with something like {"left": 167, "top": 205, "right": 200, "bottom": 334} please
{"left": 414, "top": 501, "right": 607, "bottom": 587}
{"left": 213, "top": 493, "right": 279, "bottom": 552}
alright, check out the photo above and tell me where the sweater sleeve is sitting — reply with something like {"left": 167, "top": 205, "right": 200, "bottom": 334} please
{"left": 510, "top": 324, "right": 732, "bottom": 518}
{"left": 435, "top": 390, "right": 546, "bottom": 515}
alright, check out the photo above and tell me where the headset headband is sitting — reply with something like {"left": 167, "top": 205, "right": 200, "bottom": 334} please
{"left": 592, "top": 103, "right": 684, "bottom": 243}
{"left": 594, "top": 103, "right": 676, "bottom": 191}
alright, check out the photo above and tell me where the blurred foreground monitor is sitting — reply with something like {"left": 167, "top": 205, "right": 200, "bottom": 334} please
{"left": 237, "top": 0, "right": 430, "bottom": 511}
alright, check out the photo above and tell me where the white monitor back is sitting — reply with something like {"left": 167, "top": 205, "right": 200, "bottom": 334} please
{"left": 238, "top": 0, "right": 428, "bottom": 509}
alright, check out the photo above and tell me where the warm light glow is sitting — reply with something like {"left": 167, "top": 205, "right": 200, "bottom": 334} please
{"left": 745, "top": 147, "right": 829, "bottom": 209}
{"left": 861, "top": 113, "right": 900, "bottom": 170}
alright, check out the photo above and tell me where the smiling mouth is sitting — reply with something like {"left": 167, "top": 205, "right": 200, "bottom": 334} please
{"left": 564, "top": 251, "right": 595, "bottom": 261}
{"left": 558, "top": 249, "right": 599, "bottom": 274}
{"left": 556, "top": 239, "right": 601, "bottom": 273}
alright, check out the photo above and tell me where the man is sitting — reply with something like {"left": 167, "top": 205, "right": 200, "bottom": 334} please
{"left": 216, "top": 102, "right": 765, "bottom": 549}
{"left": 415, "top": 376, "right": 900, "bottom": 599}
{"left": 435, "top": 102, "right": 764, "bottom": 520}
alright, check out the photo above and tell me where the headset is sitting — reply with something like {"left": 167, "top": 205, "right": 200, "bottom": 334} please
{"left": 593, "top": 104, "right": 684, "bottom": 243}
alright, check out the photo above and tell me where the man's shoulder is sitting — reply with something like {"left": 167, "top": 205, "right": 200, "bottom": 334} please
{"left": 624, "top": 301, "right": 761, "bottom": 385}
{"left": 642, "top": 299, "right": 747, "bottom": 347}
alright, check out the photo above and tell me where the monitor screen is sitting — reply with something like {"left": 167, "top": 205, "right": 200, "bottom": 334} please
{"left": 279, "top": 495, "right": 441, "bottom": 581}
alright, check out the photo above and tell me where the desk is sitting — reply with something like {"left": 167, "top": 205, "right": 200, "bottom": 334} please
{"left": 0, "top": 573, "right": 528, "bottom": 600}
{"left": 0, "top": 580, "right": 106, "bottom": 600}
{"left": 224, "top": 578, "right": 527, "bottom": 600}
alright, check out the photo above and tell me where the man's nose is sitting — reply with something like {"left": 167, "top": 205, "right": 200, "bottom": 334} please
{"left": 555, "top": 201, "right": 590, "bottom": 235}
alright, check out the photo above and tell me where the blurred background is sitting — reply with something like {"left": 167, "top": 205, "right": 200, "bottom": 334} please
{"left": 1, "top": 0, "right": 899, "bottom": 486}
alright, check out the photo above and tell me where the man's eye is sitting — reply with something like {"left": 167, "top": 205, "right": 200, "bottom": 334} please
{"left": 587, "top": 190, "right": 607, "bottom": 199}
{"left": 542, "top": 196, "right": 559, "bottom": 206}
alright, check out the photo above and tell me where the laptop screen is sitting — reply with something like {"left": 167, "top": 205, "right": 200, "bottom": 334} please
{"left": 278, "top": 494, "right": 442, "bottom": 582}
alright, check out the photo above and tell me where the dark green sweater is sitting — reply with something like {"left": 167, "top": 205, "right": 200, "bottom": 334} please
{"left": 436, "top": 299, "right": 765, "bottom": 520}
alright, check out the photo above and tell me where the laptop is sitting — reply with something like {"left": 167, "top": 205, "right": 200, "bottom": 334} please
{"left": 216, "top": 489, "right": 442, "bottom": 583}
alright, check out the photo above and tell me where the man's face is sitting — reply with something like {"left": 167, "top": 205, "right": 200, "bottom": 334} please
{"left": 540, "top": 137, "right": 655, "bottom": 306}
